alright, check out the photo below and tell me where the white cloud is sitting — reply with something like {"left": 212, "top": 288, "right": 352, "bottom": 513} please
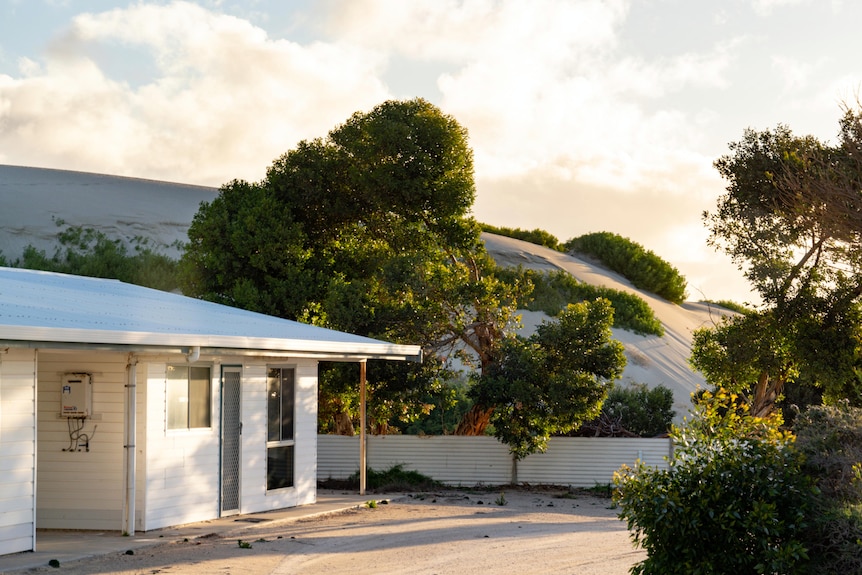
{"left": 0, "top": 1, "right": 391, "bottom": 184}
{"left": 326, "top": 0, "right": 627, "bottom": 62}
{"left": 771, "top": 55, "right": 813, "bottom": 93}
{"left": 751, "top": 0, "right": 808, "bottom": 16}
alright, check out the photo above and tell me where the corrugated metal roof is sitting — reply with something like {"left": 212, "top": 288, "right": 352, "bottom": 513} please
{"left": 0, "top": 267, "right": 422, "bottom": 361}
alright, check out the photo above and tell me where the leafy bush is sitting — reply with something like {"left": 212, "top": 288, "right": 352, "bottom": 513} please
{"left": 794, "top": 403, "right": 862, "bottom": 573}
{"left": 346, "top": 464, "right": 440, "bottom": 491}
{"left": 565, "top": 231, "right": 687, "bottom": 304}
{"left": 614, "top": 390, "right": 816, "bottom": 575}
{"left": 401, "top": 378, "right": 473, "bottom": 435}
{"left": 511, "top": 269, "right": 664, "bottom": 336}
{"left": 14, "top": 222, "right": 180, "bottom": 291}
{"left": 481, "top": 223, "right": 562, "bottom": 251}
{"left": 602, "top": 383, "right": 675, "bottom": 437}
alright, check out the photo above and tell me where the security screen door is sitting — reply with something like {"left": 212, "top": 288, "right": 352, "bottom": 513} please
{"left": 220, "top": 366, "right": 242, "bottom": 515}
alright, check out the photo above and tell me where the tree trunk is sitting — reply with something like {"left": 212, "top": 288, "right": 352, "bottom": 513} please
{"left": 750, "top": 370, "right": 787, "bottom": 419}
{"left": 333, "top": 411, "right": 355, "bottom": 436}
{"left": 454, "top": 404, "right": 494, "bottom": 435}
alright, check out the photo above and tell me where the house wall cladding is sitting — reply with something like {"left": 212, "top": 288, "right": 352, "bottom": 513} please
{"left": 143, "top": 360, "right": 220, "bottom": 531}
{"left": 0, "top": 349, "right": 37, "bottom": 556}
{"left": 36, "top": 351, "right": 130, "bottom": 530}
{"left": 237, "top": 360, "right": 318, "bottom": 516}
{"left": 144, "top": 358, "right": 319, "bottom": 531}
{"left": 318, "top": 435, "right": 672, "bottom": 487}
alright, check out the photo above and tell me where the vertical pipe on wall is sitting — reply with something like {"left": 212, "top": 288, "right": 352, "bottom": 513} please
{"left": 359, "top": 360, "right": 367, "bottom": 496}
{"left": 123, "top": 355, "right": 138, "bottom": 535}
{"left": 31, "top": 350, "right": 38, "bottom": 551}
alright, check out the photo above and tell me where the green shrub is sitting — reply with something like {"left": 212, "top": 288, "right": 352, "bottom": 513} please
{"left": 601, "top": 383, "right": 675, "bottom": 437}
{"left": 794, "top": 403, "right": 862, "bottom": 573}
{"left": 481, "top": 223, "right": 562, "bottom": 251}
{"left": 347, "top": 464, "right": 440, "bottom": 491}
{"left": 512, "top": 269, "right": 664, "bottom": 336}
{"left": 614, "top": 390, "right": 815, "bottom": 575}
{"left": 565, "top": 232, "right": 687, "bottom": 304}
{"left": 15, "top": 222, "right": 180, "bottom": 291}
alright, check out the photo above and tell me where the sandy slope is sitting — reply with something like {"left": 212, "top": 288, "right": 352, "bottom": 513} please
{"left": 484, "top": 233, "right": 731, "bottom": 418}
{"left": 0, "top": 164, "right": 216, "bottom": 259}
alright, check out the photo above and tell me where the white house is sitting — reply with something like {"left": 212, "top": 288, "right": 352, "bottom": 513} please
{"left": 0, "top": 267, "right": 421, "bottom": 556}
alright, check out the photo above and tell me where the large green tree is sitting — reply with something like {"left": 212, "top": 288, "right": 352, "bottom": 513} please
{"left": 696, "top": 107, "right": 862, "bottom": 414}
{"left": 181, "top": 99, "right": 531, "bottom": 434}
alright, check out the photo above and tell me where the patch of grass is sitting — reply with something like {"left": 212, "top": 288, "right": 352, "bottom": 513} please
{"left": 583, "top": 483, "right": 614, "bottom": 498}
{"left": 334, "top": 464, "right": 442, "bottom": 492}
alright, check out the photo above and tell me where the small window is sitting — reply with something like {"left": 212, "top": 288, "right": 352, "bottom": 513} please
{"left": 266, "top": 367, "right": 295, "bottom": 490}
{"left": 167, "top": 365, "right": 212, "bottom": 430}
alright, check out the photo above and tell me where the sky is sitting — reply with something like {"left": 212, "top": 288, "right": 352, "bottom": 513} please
{"left": 1, "top": 0, "right": 860, "bottom": 305}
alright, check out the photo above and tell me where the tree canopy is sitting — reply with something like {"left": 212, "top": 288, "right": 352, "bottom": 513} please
{"left": 695, "top": 107, "right": 862, "bottom": 414}
{"left": 183, "top": 99, "right": 617, "bottom": 444}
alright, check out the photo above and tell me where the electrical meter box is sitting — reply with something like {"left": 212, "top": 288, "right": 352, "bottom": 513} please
{"left": 60, "top": 373, "right": 92, "bottom": 417}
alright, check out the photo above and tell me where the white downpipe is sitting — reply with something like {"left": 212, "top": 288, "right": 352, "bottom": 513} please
{"left": 123, "top": 356, "right": 138, "bottom": 536}
{"left": 186, "top": 346, "right": 200, "bottom": 363}
{"left": 359, "top": 360, "right": 367, "bottom": 496}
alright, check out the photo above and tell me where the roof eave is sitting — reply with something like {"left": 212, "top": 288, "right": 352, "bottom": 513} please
{"left": 0, "top": 326, "right": 423, "bottom": 363}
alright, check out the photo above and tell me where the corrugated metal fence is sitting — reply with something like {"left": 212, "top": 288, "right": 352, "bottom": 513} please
{"left": 318, "top": 435, "right": 672, "bottom": 487}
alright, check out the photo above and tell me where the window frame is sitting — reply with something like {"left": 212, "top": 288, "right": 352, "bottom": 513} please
{"left": 266, "top": 365, "right": 296, "bottom": 491}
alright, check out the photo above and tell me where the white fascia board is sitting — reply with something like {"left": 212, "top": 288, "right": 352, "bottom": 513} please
{"left": 0, "top": 324, "right": 422, "bottom": 361}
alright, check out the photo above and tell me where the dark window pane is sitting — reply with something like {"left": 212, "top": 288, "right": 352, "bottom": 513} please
{"left": 267, "top": 368, "right": 281, "bottom": 442}
{"left": 266, "top": 445, "right": 294, "bottom": 490}
{"left": 280, "top": 369, "right": 295, "bottom": 440}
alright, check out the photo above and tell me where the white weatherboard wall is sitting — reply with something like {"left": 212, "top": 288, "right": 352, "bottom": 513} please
{"left": 0, "top": 349, "right": 37, "bottom": 555}
{"left": 238, "top": 360, "right": 318, "bottom": 515}
{"left": 36, "top": 351, "right": 130, "bottom": 530}
{"left": 143, "top": 360, "right": 220, "bottom": 531}
{"left": 318, "top": 435, "right": 672, "bottom": 487}
{"left": 143, "top": 358, "right": 319, "bottom": 532}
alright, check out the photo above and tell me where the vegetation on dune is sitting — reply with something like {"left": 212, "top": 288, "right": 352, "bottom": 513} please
{"left": 506, "top": 268, "right": 664, "bottom": 336}
{"left": 9, "top": 220, "right": 180, "bottom": 291}
{"left": 564, "top": 231, "right": 688, "bottom": 304}
{"left": 700, "top": 298, "right": 752, "bottom": 315}
{"left": 480, "top": 223, "right": 563, "bottom": 251}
